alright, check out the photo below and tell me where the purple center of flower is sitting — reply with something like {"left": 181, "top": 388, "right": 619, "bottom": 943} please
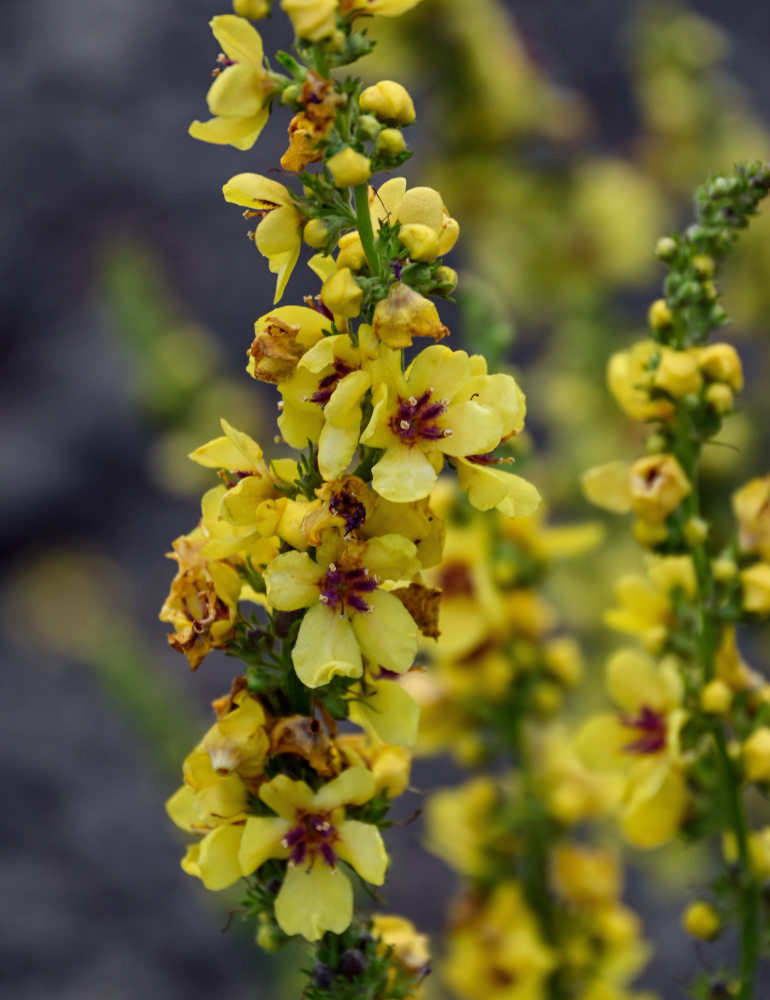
{"left": 390, "top": 389, "right": 450, "bottom": 443}
{"left": 620, "top": 705, "right": 667, "bottom": 755}
{"left": 308, "top": 360, "right": 353, "bottom": 407}
{"left": 282, "top": 812, "right": 338, "bottom": 870}
{"left": 320, "top": 561, "right": 378, "bottom": 614}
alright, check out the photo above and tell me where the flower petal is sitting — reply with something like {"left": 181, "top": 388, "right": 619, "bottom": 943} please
{"left": 264, "top": 551, "right": 321, "bottom": 610}
{"left": 210, "top": 14, "right": 265, "bottom": 65}
{"left": 274, "top": 861, "right": 352, "bottom": 941}
{"left": 293, "top": 604, "right": 363, "bottom": 687}
{"left": 189, "top": 110, "right": 268, "bottom": 150}
{"left": 238, "top": 816, "right": 291, "bottom": 875}
{"left": 196, "top": 824, "right": 245, "bottom": 890}
{"left": 336, "top": 820, "right": 388, "bottom": 884}
{"left": 351, "top": 589, "right": 418, "bottom": 673}
{"left": 314, "top": 766, "right": 376, "bottom": 811}
{"left": 371, "top": 444, "right": 439, "bottom": 502}
{"left": 349, "top": 677, "right": 420, "bottom": 746}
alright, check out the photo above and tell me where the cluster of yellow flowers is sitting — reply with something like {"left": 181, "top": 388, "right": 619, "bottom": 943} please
{"left": 397, "top": 495, "right": 655, "bottom": 1000}
{"left": 160, "top": 1, "right": 539, "bottom": 994}
{"left": 580, "top": 164, "right": 770, "bottom": 998}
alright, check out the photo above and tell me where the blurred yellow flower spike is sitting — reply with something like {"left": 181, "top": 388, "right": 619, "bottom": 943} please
{"left": 443, "top": 883, "right": 555, "bottom": 1000}
{"left": 189, "top": 16, "right": 276, "bottom": 150}
{"left": 238, "top": 767, "right": 387, "bottom": 940}
{"left": 223, "top": 174, "right": 304, "bottom": 302}
{"left": 263, "top": 529, "right": 421, "bottom": 686}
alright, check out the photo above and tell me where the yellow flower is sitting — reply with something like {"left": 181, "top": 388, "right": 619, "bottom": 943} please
{"left": 604, "top": 556, "right": 696, "bottom": 650}
{"left": 199, "top": 690, "right": 269, "bottom": 780}
{"left": 189, "top": 16, "right": 275, "bottom": 150}
{"left": 576, "top": 649, "right": 688, "bottom": 848}
{"left": 166, "top": 744, "right": 253, "bottom": 890}
{"left": 247, "top": 305, "right": 330, "bottom": 383}
{"left": 238, "top": 767, "right": 387, "bottom": 941}
{"left": 607, "top": 340, "right": 675, "bottom": 422}
{"left": 733, "top": 476, "right": 770, "bottom": 559}
{"left": 263, "top": 530, "right": 421, "bottom": 686}
{"left": 361, "top": 345, "right": 521, "bottom": 503}
{"left": 743, "top": 727, "right": 770, "bottom": 782}
{"left": 277, "top": 324, "right": 385, "bottom": 479}
{"left": 348, "top": 671, "right": 421, "bottom": 746}
{"left": 741, "top": 562, "right": 770, "bottom": 616}
{"left": 552, "top": 844, "right": 622, "bottom": 909}
{"left": 628, "top": 453, "right": 691, "bottom": 523}
{"left": 159, "top": 531, "right": 243, "bottom": 669}
{"left": 443, "top": 883, "right": 555, "bottom": 1000}
{"left": 425, "top": 776, "right": 499, "bottom": 877}
{"left": 369, "top": 178, "right": 459, "bottom": 259}
{"left": 223, "top": 173, "right": 304, "bottom": 302}
{"left": 372, "top": 914, "right": 430, "bottom": 998}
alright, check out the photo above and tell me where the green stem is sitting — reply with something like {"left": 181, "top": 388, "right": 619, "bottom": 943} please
{"left": 354, "top": 183, "right": 381, "bottom": 279}
{"left": 673, "top": 410, "right": 761, "bottom": 996}
{"left": 713, "top": 724, "right": 760, "bottom": 1000}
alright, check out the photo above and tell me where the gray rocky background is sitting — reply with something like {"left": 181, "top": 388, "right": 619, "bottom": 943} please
{"left": 3, "top": 1, "right": 770, "bottom": 998}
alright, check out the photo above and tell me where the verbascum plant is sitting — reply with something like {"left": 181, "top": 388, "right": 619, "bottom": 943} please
{"left": 582, "top": 162, "right": 770, "bottom": 999}
{"left": 160, "top": 2, "right": 539, "bottom": 996}
{"left": 404, "top": 496, "right": 656, "bottom": 1000}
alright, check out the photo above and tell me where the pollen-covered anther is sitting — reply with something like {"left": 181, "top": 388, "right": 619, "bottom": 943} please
{"left": 400, "top": 419, "right": 410, "bottom": 430}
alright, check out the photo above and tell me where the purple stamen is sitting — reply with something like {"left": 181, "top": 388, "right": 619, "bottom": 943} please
{"left": 620, "top": 705, "right": 667, "bottom": 755}
{"left": 320, "top": 842, "right": 337, "bottom": 868}
{"left": 390, "top": 388, "right": 449, "bottom": 443}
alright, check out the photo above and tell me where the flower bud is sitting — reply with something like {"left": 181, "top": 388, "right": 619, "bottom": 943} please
{"left": 358, "top": 114, "right": 381, "bottom": 140}
{"left": 692, "top": 253, "right": 715, "bottom": 278}
{"left": 399, "top": 222, "right": 440, "bottom": 262}
{"left": 377, "top": 127, "right": 406, "bottom": 157}
{"left": 321, "top": 266, "right": 363, "bottom": 317}
{"left": 233, "top": 0, "right": 270, "bottom": 17}
{"left": 683, "top": 901, "right": 721, "bottom": 940}
{"left": 326, "top": 146, "right": 371, "bottom": 187}
{"left": 633, "top": 518, "right": 669, "bottom": 548}
{"left": 433, "top": 265, "right": 458, "bottom": 293}
{"left": 648, "top": 298, "right": 673, "bottom": 329}
{"left": 655, "top": 236, "right": 677, "bottom": 260}
{"left": 743, "top": 727, "right": 770, "bottom": 781}
{"left": 653, "top": 348, "right": 702, "bottom": 397}
{"left": 683, "top": 517, "right": 708, "bottom": 545}
{"left": 706, "top": 383, "right": 734, "bottom": 414}
{"left": 701, "top": 679, "right": 732, "bottom": 715}
{"left": 712, "top": 557, "right": 737, "bottom": 582}
{"left": 336, "top": 231, "right": 367, "bottom": 272}
{"left": 372, "top": 281, "right": 448, "bottom": 348}
{"left": 303, "top": 218, "right": 329, "bottom": 248}
{"left": 360, "top": 80, "right": 416, "bottom": 124}
{"left": 282, "top": 0, "right": 337, "bottom": 41}
{"left": 699, "top": 343, "right": 744, "bottom": 390}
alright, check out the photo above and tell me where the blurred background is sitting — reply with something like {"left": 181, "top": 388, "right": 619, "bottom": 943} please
{"left": 4, "top": 0, "right": 770, "bottom": 996}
